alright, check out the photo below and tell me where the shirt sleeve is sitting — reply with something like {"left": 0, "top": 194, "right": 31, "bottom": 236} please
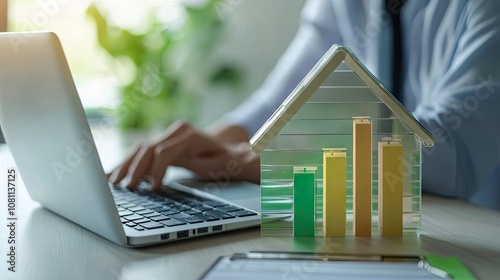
{"left": 220, "top": 0, "right": 342, "bottom": 136}
{"left": 414, "top": 0, "right": 500, "bottom": 200}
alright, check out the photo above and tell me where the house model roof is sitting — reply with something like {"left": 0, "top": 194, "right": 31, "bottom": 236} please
{"left": 250, "top": 45, "right": 434, "bottom": 153}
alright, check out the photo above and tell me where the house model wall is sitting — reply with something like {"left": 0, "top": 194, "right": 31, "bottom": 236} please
{"left": 251, "top": 46, "right": 434, "bottom": 237}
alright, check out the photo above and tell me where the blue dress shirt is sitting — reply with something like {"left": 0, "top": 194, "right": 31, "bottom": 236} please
{"left": 223, "top": 0, "right": 500, "bottom": 210}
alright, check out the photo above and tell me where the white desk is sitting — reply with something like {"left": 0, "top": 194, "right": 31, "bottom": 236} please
{"left": 1, "top": 126, "right": 500, "bottom": 280}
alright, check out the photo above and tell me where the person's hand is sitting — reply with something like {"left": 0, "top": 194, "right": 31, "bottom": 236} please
{"left": 108, "top": 121, "right": 260, "bottom": 191}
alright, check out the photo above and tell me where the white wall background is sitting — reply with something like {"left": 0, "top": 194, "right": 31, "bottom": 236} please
{"left": 197, "top": 0, "right": 306, "bottom": 127}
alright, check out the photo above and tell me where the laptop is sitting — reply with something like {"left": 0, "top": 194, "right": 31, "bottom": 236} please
{"left": 0, "top": 32, "right": 260, "bottom": 247}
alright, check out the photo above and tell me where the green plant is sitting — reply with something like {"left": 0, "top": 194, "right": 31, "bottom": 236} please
{"left": 86, "top": 0, "right": 241, "bottom": 129}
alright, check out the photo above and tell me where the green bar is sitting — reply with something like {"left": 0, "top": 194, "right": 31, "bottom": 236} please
{"left": 293, "top": 168, "right": 316, "bottom": 237}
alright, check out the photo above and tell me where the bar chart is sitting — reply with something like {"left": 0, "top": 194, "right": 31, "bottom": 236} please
{"left": 287, "top": 119, "right": 406, "bottom": 237}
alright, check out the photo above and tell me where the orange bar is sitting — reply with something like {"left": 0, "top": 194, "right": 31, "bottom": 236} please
{"left": 353, "top": 117, "right": 372, "bottom": 236}
{"left": 378, "top": 139, "right": 403, "bottom": 236}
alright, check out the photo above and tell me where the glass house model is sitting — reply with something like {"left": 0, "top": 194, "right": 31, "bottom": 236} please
{"left": 250, "top": 45, "right": 435, "bottom": 237}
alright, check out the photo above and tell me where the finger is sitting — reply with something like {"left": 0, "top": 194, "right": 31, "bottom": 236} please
{"left": 111, "top": 123, "right": 191, "bottom": 186}
{"left": 148, "top": 134, "right": 199, "bottom": 190}
{"left": 108, "top": 147, "right": 142, "bottom": 184}
{"left": 149, "top": 145, "right": 171, "bottom": 190}
{"left": 125, "top": 146, "right": 155, "bottom": 190}
{"left": 142, "top": 122, "right": 195, "bottom": 189}
{"left": 147, "top": 125, "right": 220, "bottom": 187}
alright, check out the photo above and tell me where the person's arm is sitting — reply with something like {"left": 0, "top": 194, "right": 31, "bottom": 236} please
{"left": 220, "top": 0, "right": 343, "bottom": 137}
{"left": 109, "top": 0, "right": 343, "bottom": 189}
{"left": 410, "top": 1, "right": 500, "bottom": 200}
{"left": 109, "top": 0, "right": 351, "bottom": 189}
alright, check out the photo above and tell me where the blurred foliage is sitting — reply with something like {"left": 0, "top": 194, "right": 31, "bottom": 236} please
{"left": 86, "top": 0, "right": 241, "bottom": 129}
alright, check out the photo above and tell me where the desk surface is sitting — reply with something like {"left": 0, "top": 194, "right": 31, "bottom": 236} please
{"left": 1, "top": 127, "right": 500, "bottom": 280}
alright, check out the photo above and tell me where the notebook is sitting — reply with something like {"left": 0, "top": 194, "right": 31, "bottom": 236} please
{"left": 0, "top": 32, "right": 260, "bottom": 247}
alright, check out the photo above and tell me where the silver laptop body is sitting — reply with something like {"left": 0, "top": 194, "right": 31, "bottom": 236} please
{"left": 0, "top": 32, "right": 260, "bottom": 247}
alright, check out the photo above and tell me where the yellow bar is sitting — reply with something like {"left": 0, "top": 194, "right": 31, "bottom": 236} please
{"left": 353, "top": 117, "right": 372, "bottom": 236}
{"left": 323, "top": 148, "right": 346, "bottom": 236}
{"left": 378, "top": 139, "right": 403, "bottom": 236}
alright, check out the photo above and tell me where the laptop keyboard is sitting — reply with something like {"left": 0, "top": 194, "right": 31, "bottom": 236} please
{"left": 110, "top": 186, "right": 258, "bottom": 231}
